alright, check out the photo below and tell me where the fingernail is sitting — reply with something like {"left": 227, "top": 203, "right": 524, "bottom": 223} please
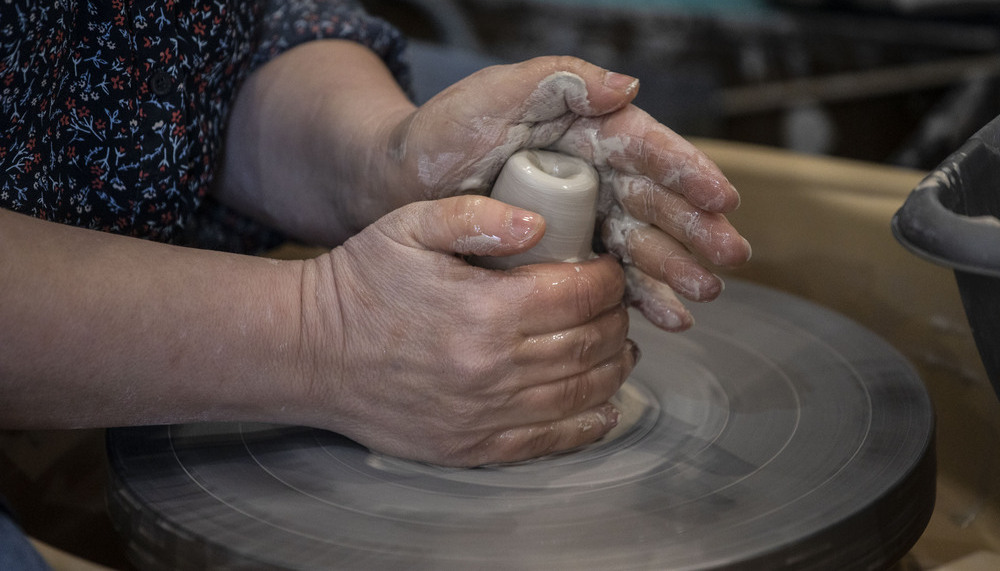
{"left": 604, "top": 71, "right": 639, "bottom": 94}
{"left": 648, "top": 306, "right": 694, "bottom": 332}
{"left": 509, "top": 208, "right": 542, "bottom": 242}
{"left": 627, "top": 338, "right": 642, "bottom": 365}
{"left": 605, "top": 404, "right": 621, "bottom": 428}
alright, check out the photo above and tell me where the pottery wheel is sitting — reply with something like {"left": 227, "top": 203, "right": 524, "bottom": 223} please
{"left": 106, "top": 279, "right": 935, "bottom": 570}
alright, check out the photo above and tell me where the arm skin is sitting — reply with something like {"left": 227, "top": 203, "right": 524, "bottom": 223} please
{"left": 213, "top": 40, "right": 417, "bottom": 245}
{"left": 0, "top": 208, "right": 306, "bottom": 429}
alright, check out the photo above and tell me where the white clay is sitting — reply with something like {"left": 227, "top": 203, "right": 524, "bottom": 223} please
{"left": 602, "top": 206, "right": 645, "bottom": 265}
{"left": 482, "top": 149, "right": 599, "bottom": 269}
{"left": 449, "top": 72, "right": 595, "bottom": 194}
{"left": 523, "top": 72, "right": 590, "bottom": 120}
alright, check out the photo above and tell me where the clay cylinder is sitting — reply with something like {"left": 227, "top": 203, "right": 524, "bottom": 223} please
{"left": 482, "top": 149, "right": 599, "bottom": 269}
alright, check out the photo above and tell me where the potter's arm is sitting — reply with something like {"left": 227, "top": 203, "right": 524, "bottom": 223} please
{"left": 214, "top": 39, "right": 418, "bottom": 247}
{"left": 0, "top": 208, "right": 307, "bottom": 428}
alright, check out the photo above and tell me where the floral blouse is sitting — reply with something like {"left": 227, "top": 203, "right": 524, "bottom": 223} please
{"left": 0, "top": 0, "right": 408, "bottom": 252}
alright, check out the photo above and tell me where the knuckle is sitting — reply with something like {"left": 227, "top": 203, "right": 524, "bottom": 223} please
{"left": 472, "top": 294, "right": 511, "bottom": 328}
{"left": 526, "top": 54, "right": 586, "bottom": 73}
{"left": 579, "top": 361, "right": 627, "bottom": 407}
{"left": 616, "top": 176, "right": 658, "bottom": 222}
{"left": 545, "top": 370, "right": 620, "bottom": 425}
{"left": 549, "top": 54, "right": 587, "bottom": 73}
{"left": 443, "top": 195, "right": 485, "bottom": 231}
{"left": 445, "top": 351, "right": 494, "bottom": 394}
{"left": 520, "top": 425, "right": 563, "bottom": 459}
{"left": 603, "top": 358, "right": 631, "bottom": 395}
{"left": 611, "top": 303, "right": 630, "bottom": 334}
{"left": 570, "top": 261, "right": 625, "bottom": 320}
{"left": 552, "top": 380, "right": 586, "bottom": 418}
{"left": 562, "top": 371, "right": 596, "bottom": 417}
{"left": 611, "top": 353, "right": 634, "bottom": 391}
{"left": 575, "top": 325, "right": 602, "bottom": 365}
{"left": 427, "top": 418, "right": 508, "bottom": 467}
{"left": 572, "top": 270, "right": 600, "bottom": 320}
{"left": 597, "top": 255, "right": 628, "bottom": 301}
{"left": 470, "top": 406, "right": 619, "bottom": 465}
{"left": 475, "top": 428, "right": 532, "bottom": 466}
{"left": 477, "top": 424, "right": 563, "bottom": 465}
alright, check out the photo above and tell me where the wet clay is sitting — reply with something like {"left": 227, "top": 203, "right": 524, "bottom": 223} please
{"left": 480, "top": 149, "right": 599, "bottom": 269}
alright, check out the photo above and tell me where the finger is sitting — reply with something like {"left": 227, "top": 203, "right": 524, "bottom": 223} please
{"left": 508, "top": 254, "right": 626, "bottom": 335}
{"left": 601, "top": 205, "right": 724, "bottom": 303}
{"left": 624, "top": 223, "right": 724, "bottom": 302}
{"left": 552, "top": 109, "right": 741, "bottom": 214}
{"left": 513, "top": 303, "right": 630, "bottom": 379}
{"left": 624, "top": 266, "right": 695, "bottom": 332}
{"left": 612, "top": 173, "right": 752, "bottom": 268}
{"left": 502, "top": 339, "right": 638, "bottom": 427}
{"left": 446, "top": 56, "right": 640, "bottom": 123}
{"left": 382, "top": 195, "right": 546, "bottom": 257}
{"left": 473, "top": 402, "right": 622, "bottom": 466}
{"left": 420, "top": 57, "right": 640, "bottom": 159}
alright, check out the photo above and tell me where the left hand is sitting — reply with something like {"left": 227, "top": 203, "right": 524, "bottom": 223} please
{"left": 382, "top": 56, "right": 752, "bottom": 331}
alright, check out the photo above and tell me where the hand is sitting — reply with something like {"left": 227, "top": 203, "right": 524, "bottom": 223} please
{"left": 219, "top": 44, "right": 748, "bottom": 331}
{"left": 383, "top": 56, "right": 752, "bottom": 330}
{"left": 297, "top": 195, "right": 636, "bottom": 467}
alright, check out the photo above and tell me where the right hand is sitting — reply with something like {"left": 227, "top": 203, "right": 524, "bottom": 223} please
{"left": 295, "top": 195, "right": 637, "bottom": 467}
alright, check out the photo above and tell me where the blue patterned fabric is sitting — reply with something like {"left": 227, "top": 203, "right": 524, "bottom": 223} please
{"left": 0, "top": 0, "right": 408, "bottom": 252}
{"left": 0, "top": 500, "right": 50, "bottom": 571}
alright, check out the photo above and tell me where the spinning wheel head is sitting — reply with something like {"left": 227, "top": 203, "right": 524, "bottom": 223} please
{"left": 108, "top": 279, "right": 935, "bottom": 570}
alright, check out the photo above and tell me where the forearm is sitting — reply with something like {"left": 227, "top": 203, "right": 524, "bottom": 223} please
{"left": 215, "top": 39, "right": 416, "bottom": 246}
{"left": 0, "top": 210, "right": 310, "bottom": 428}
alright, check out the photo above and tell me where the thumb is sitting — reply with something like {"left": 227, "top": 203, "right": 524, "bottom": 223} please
{"left": 446, "top": 57, "right": 638, "bottom": 125}
{"left": 390, "top": 196, "right": 546, "bottom": 257}
{"left": 511, "top": 56, "right": 640, "bottom": 120}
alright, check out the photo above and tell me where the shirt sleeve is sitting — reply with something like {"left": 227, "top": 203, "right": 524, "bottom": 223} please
{"left": 183, "top": 1, "right": 412, "bottom": 254}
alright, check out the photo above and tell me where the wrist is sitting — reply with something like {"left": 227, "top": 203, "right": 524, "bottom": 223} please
{"left": 261, "top": 250, "right": 349, "bottom": 430}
